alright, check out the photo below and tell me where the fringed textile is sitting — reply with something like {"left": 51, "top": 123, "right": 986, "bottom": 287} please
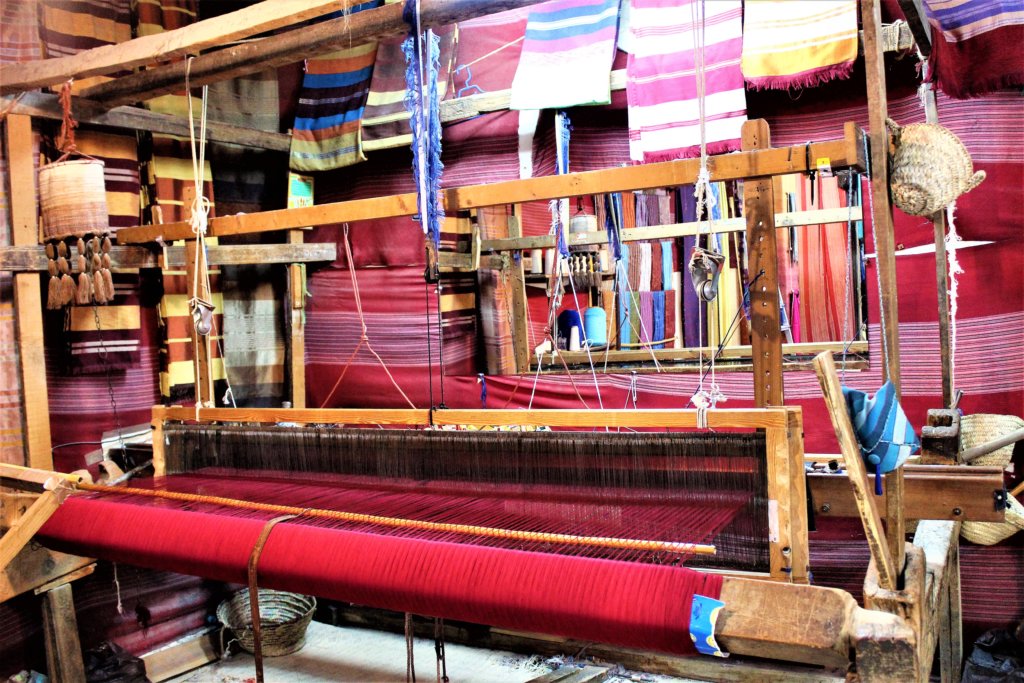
{"left": 362, "top": 28, "right": 457, "bottom": 152}
{"left": 924, "top": 0, "right": 1024, "bottom": 99}
{"left": 509, "top": 0, "right": 621, "bottom": 110}
{"left": 740, "top": 0, "right": 858, "bottom": 90}
{"left": 626, "top": 0, "right": 746, "bottom": 162}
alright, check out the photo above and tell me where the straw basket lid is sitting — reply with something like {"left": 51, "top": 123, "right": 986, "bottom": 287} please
{"left": 886, "top": 117, "right": 985, "bottom": 218}
{"left": 37, "top": 158, "right": 109, "bottom": 241}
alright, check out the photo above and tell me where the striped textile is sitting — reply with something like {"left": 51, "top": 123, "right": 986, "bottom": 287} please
{"left": 1, "top": 0, "right": 42, "bottom": 64}
{"left": 509, "top": 0, "right": 621, "bottom": 110}
{"left": 626, "top": 0, "right": 745, "bottom": 162}
{"left": 74, "top": 131, "right": 141, "bottom": 231}
{"left": 49, "top": 275, "right": 143, "bottom": 375}
{"left": 923, "top": 0, "right": 1024, "bottom": 98}
{"left": 476, "top": 207, "right": 517, "bottom": 375}
{"left": 362, "top": 28, "right": 457, "bottom": 152}
{"left": 39, "top": 0, "right": 131, "bottom": 92}
{"left": 220, "top": 266, "right": 285, "bottom": 406}
{"left": 290, "top": 2, "right": 382, "bottom": 172}
{"left": 740, "top": 0, "right": 857, "bottom": 90}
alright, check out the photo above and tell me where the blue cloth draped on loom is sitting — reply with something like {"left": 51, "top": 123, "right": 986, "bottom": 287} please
{"left": 843, "top": 381, "right": 919, "bottom": 495}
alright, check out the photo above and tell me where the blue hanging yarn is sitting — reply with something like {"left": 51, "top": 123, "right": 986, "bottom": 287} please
{"left": 402, "top": 0, "right": 444, "bottom": 251}
{"left": 555, "top": 112, "right": 572, "bottom": 259}
{"left": 478, "top": 373, "right": 487, "bottom": 408}
{"left": 605, "top": 193, "right": 623, "bottom": 261}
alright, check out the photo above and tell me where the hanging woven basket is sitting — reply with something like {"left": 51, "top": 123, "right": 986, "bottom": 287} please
{"left": 959, "top": 413, "right": 1024, "bottom": 545}
{"left": 38, "top": 158, "right": 108, "bottom": 241}
{"left": 886, "top": 117, "right": 985, "bottom": 217}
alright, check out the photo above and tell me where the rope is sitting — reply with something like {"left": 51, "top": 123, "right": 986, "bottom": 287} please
{"left": 405, "top": 613, "right": 416, "bottom": 683}
{"left": 56, "top": 80, "right": 78, "bottom": 158}
{"left": 75, "top": 481, "right": 716, "bottom": 555}
{"left": 945, "top": 201, "right": 963, "bottom": 392}
{"left": 320, "top": 225, "right": 417, "bottom": 409}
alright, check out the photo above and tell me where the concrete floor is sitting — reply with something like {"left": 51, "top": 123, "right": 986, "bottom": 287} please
{"left": 170, "top": 621, "right": 686, "bottom": 683}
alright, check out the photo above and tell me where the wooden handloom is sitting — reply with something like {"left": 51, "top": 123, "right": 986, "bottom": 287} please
{"left": 0, "top": 1, "right": 1008, "bottom": 680}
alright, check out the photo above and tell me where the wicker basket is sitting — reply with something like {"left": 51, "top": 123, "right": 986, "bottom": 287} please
{"left": 960, "top": 413, "right": 1024, "bottom": 545}
{"left": 38, "top": 159, "right": 108, "bottom": 241}
{"left": 887, "top": 117, "right": 985, "bottom": 217}
{"left": 217, "top": 589, "right": 316, "bottom": 657}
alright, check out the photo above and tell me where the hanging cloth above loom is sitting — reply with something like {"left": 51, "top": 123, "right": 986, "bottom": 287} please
{"left": 509, "top": 0, "right": 621, "bottom": 110}
{"left": 289, "top": 2, "right": 382, "bottom": 171}
{"left": 625, "top": 0, "right": 746, "bottom": 162}
{"left": 740, "top": 0, "right": 858, "bottom": 90}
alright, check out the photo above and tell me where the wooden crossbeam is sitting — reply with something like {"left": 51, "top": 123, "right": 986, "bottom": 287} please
{"left": 0, "top": 0, "right": 354, "bottom": 95}
{"left": 1, "top": 91, "right": 289, "bottom": 151}
{"left": 896, "top": 0, "right": 933, "bottom": 56}
{"left": 79, "top": 0, "right": 551, "bottom": 107}
{"left": 0, "top": 491, "right": 61, "bottom": 572}
{"left": 116, "top": 129, "right": 865, "bottom": 245}
{"left": 0, "top": 243, "right": 336, "bottom": 272}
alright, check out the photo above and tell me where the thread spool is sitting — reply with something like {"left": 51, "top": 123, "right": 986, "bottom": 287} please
{"left": 584, "top": 307, "right": 608, "bottom": 346}
{"left": 570, "top": 213, "right": 597, "bottom": 234}
{"left": 599, "top": 248, "right": 610, "bottom": 273}
{"left": 569, "top": 326, "right": 581, "bottom": 351}
{"left": 544, "top": 249, "right": 556, "bottom": 276}
{"left": 530, "top": 250, "right": 543, "bottom": 274}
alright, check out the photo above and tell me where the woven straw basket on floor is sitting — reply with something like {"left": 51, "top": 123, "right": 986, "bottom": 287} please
{"left": 886, "top": 117, "right": 985, "bottom": 217}
{"left": 217, "top": 589, "right": 316, "bottom": 656}
{"left": 960, "top": 413, "right": 1024, "bottom": 546}
{"left": 37, "top": 159, "right": 108, "bottom": 241}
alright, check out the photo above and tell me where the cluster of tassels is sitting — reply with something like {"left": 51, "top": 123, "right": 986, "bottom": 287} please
{"left": 45, "top": 234, "right": 114, "bottom": 309}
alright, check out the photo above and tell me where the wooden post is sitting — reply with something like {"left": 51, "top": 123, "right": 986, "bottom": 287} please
{"left": 184, "top": 238, "right": 213, "bottom": 406}
{"left": 813, "top": 351, "right": 897, "bottom": 590}
{"left": 41, "top": 582, "right": 86, "bottom": 683}
{"left": 861, "top": 0, "right": 905, "bottom": 571}
{"left": 742, "top": 119, "right": 784, "bottom": 407}
{"left": 507, "top": 206, "right": 530, "bottom": 374}
{"left": 921, "top": 88, "right": 954, "bottom": 408}
{"left": 786, "top": 409, "right": 810, "bottom": 584}
{"left": 4, "top": 114, "right": 53, "bottom": 471}
{"left": 938, "top": 534, "right": 963, "bottom": 682}
{"left": 287, "top": 230, "right": 306, "bottom": 408}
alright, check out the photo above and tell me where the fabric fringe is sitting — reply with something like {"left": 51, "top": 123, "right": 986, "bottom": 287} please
{"left": 640, "top": 139, "right": 740, "bottom": 165}
{"left": 745, "top": 61, "right": 855, "bottom": 91}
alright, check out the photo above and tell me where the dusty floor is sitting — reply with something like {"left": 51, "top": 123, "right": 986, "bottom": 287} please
{"left": 169, "top": 621, "right": 686, "bottom": 683}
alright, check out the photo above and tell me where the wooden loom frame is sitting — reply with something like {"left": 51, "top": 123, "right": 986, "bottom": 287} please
{"left": 152, "top": 405, "right": 810, "bottom": 584}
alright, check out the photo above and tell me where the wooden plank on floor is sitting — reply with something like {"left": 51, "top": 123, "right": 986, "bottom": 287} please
{"left": 141, "top": 627, "right": 221, "bottom": 682}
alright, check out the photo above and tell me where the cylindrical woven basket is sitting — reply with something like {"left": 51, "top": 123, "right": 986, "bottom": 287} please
{"left": 217, "top": 589, "right": 316, "bottom": 657}
{"left": 887, "top": 117, "right": 985, "bottom": 217}
{"left": 38, "top": 159, "right": 108, "bottom": 241}
{"left": 960, "top": 413, "right": 1024, "bottom": 545}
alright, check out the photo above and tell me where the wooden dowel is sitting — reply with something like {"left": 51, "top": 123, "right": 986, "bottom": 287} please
{"left": 961, "top": 428, "right": 1024, "bottom": 464}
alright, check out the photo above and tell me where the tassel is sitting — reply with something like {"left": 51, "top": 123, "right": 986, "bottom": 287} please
{"left": 47, "top": 259, "right": 58, "bottom": 278}
{"left": 76, "top": 272, "right": 91, "bottom": 305}
{"left": 77, "top": 237, "right": 86, "bottom": 254}
{"left": 61, "top": 273, "right": 77, "bottom": 306}
{"left": 101, "top": 235, "right": 112, "bottom": 253}
{"left": 102, "top": 268, "right": 115, "bottom": 302}
{"left": 92, "top": 270, "right": 107, "bottom": 304}
{"left": 101, "top": 253, "right": 111, "bottom": 270}
{"left": 874, "top": 462, "right": 884, "bottom": 496}
{"left": 45, "top": 242, "right": 55, "bottom": 260}
{"left": 57, "top": 240, "right": 68, "bottom": 258}
{"left": 77, "top": 255, "right": 87, "bottom": 274}
{"left": 47, "top": 276, "right": 61, "bottom": 310}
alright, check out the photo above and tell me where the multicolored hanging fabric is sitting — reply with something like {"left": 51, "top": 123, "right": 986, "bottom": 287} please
{"left": 626, "top": 0, "right": 746, "bottom": 162}
{"left": 74, "top": 131, "right": 141, "bottom": 232}
{"left": 924, "top": 0, "right": 1024, "bottom": 99}
{"left": 290, "top": 2, "right": 382, "bottom": 171}
{"left": 740, "top": 0, "right": 858, "bottom": 90}
{"left": 362, "top": 27, "right": 457, "bottom": 152}
{"left": 509, "top": 0, "right": 621, "bottom": 110}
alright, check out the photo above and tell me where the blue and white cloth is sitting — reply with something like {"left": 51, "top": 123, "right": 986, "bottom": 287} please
{"left": 843, "top": 381, "right": 919, "bottom": 494}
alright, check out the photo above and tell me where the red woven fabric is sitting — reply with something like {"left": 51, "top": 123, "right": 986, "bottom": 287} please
{"left": 40, "top": 496, "right": 722, "bottom": 655}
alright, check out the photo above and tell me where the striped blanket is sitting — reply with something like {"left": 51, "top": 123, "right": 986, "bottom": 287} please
{"left": 626, "top": 0, "right": 746, "bottom": 162}
{"left": 75, "top": 131, "right": 141, "bottom": 232}
{"left": 924, "top": 0, "right": 1024, "bottom": 98}
{"left": 290, "top": 1, "right": 382, "bottom": 171}
{"left": 741, "top": 0, "right": 858, "bottom": 90}
{"left": 509, "top": 0, "right": 621, "bottom": 110}
{"left": 362, "top": 27, "right": 457, "bottom": 152}
{"left": 1, "top": 0, "right": 42, "bottom": 64}
{"left": 39, "top": 0, "right": 132, "bottom": 92}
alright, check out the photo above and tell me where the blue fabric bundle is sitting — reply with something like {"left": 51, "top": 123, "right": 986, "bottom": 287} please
{"left": 843, "top": 381, "right": 919, "bottom": 494}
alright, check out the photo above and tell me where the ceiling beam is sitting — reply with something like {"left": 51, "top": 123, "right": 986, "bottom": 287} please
{"left": 79, "top": 0, "right": 549, "bottom": 107}
{"left": 1, "top": 91, "right": 289, "bottom": 151}
{"left": 0, "top": 0, "right": 356, "bottom": 95}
